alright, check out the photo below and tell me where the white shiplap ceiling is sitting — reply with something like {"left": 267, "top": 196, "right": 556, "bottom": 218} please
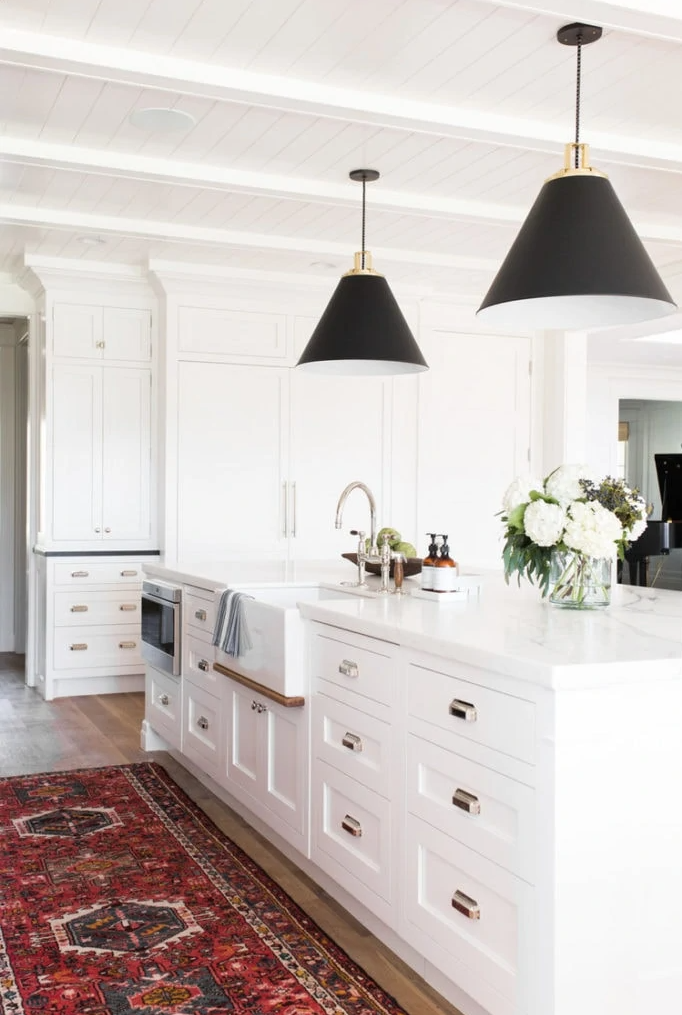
{"left": 2, "top": 0, "right": 682, "bottom": 317}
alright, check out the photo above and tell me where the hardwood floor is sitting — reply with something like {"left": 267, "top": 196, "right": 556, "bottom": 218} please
{"left": 0, "top": 656, "right": 460, "bottom": 1015}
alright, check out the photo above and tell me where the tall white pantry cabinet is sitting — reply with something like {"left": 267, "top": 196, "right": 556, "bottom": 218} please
{"left": 26, "top": 266, "right": 159, "bottom": 700}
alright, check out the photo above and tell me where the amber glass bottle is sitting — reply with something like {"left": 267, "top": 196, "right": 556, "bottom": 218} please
{"left": 420, "top": 533, "right": 439, "bottom": 590}
{"left": 433, "top": 534, "right": 458, "bottom": 592}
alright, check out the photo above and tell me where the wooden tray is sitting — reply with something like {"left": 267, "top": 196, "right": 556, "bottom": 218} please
{"left": 342, "top": 552, "right": 423, "bottom": 578}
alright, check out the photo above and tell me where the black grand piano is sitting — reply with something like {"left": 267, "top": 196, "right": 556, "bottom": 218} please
{"left": 622, "top": 453, "right": 682, "bottom": 586}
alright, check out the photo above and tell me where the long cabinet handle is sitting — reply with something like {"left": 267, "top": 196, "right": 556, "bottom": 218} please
{"left": 451, "top": 890, "right": 480, "bottom": 920}
{"left": 291, "top": 481, "right": 297, "bottom": 537}
{"left": 341, "top": 814, "right": 362, "bottom": 838}
{"left": 449, "top": 698, "right": 477, "bottom": 722}
{"left": 120, "top": 569, "right": 138, "bottom": 577}
{"left": 69, "top": 643, "right": 88, "bottom": 651}
{"left": 119, "top": 603, "right": 137, "bottom": 611}
{"left": 282, "top": 481, "right": 288, "bottom": 538}
{"left": 119, "top": 641, "right": 137, "bottom": 649}
{"left": 70, "top": 605, "right": 88, "bottom": 613}
{"left": 452, "top": 788, "right": 480, "bottom": 815}
{"left": 71, "top": 570, "right": 89, "bottom": 578}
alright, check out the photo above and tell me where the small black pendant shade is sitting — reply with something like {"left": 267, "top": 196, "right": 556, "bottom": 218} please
{"left": 296, "top": 170, "right": 428, "bottom": 375}
{"left": 477, "top": 23, "right": 677, "bottom": 331}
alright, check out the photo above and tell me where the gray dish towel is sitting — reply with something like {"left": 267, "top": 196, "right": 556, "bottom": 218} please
{"left": 212, "top": 589, "right": 254, "bottom": 657}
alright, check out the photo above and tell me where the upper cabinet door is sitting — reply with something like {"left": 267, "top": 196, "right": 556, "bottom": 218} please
{"left": 51, "top": 364, "right": 102, "bottom": 540}
{"left": 101, "top": 368, "right": 152, "bottom": 542}
{"left": 288, "top": 368, "right": 390, "bottom": 560}
{"left": 52, "top": 305, "right": 102, "bottom": 359}
{"left": 102, "top": 308, "right": 152, "bottom": 363}
{"left": 176, "top": 361, "right": 289, "bottom": 560}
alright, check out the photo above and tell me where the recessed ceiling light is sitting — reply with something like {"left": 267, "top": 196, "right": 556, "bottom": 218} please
{"left": 129, "top": 107, "right": 196, "bottom": 133}
{"left": 77, "top": 235, "right": 106, "bottom": 246}
{"left": 309, "top": 261, "right": 338, "bottom": 270}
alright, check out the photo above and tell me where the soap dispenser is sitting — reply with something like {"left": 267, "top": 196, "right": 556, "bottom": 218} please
{"left": 421, "top": 534, "right": 439, "bottom": 591}
{"left": 433, "top": 534, "right": 458, "bottom": 592}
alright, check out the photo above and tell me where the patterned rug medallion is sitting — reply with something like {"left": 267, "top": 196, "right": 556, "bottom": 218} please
{"left": 0, "top": 762, "right": 408, "bottom": 1014}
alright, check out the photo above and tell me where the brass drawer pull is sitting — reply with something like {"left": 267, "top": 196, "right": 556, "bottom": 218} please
{"left": 341, "top": 814, "right": 362, "bottom": 837}
{"left": 196, "top": 715, "right": 209, "bottom": 730}
{"left": 449, "top": 698, "right": 477, "bottom": 722}
{"left": 338, "top": 659, "right": 359, "bottom": 678}
{"left": 70, "top": 605, "right": 88, "bottom": 613}
{"left": 119, "top": 603, "right": 137, "bottom": 612}
{"left": 71, "top": 570, "right": 89, "bottom": 578}
{"left": 197, "top": 659, "right": 210, "bottom": 672}
{"left": 452, "top": 890, "right": 480, "bottom": 920}
{"left": 120, "top": 569, "right": 138, "bottom": 577}
{"left": 119, "top": 640, "right": 137, "bottom": 649}
{"left": 159, "top": 693, "right": 170, "bottom": 706}
{"left": 452, "top": 788, "right": 481, "bottom": 815}
{"left": 195, "top": 609, "right": 207, "bottom": 621}
{"left": 69, "top": 643, "right": 88, "bottom": 651}
{"left": 342, "top": 732, "right": 363, "bottom": 752}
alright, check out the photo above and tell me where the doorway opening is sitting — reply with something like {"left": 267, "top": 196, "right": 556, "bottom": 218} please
{"left": 0, "top": 316, "right": 29, "bottom": 664}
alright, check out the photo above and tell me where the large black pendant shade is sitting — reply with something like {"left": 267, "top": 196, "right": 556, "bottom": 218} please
{"left": 296, "top": 170, "right": 428, "bottom": 376}
{"left": 477, "top": 23, "right": 677, "bottom": 331}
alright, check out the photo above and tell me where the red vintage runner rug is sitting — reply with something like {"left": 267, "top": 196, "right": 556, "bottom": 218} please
{"left": 0, "top": 762, "right": 408, "bottom": 1015}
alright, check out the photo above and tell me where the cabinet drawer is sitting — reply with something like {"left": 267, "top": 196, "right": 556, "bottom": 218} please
{"left": 53, "top": 590, "right": 141, "bottom": 626}
{"left": 403, "top": 814, "right": 531, "bottom": 1015}
{"left": 183, "top": 681, "right": 222, "bottom": 777}
{"left": 312, "top": 760, "right": 392, "bottom": 910}
{"left": 53, "top": 627, "right": 142, "bottom": 670}
{"left": 183, "top": 634, "right": 216, "bottom": 687}
{"left": 311, "top": 628, "right": 397, "bottom": 709}
{"left": 53, "top": 561, "right": 143, "bottom": 586}
{"left": 313, "top": 694, "right": 392, "bottom": 799}
{"left": 408, "top": 663, "right": 535, "bottom": 764}
{"left": 184, "top": 591, "right": 216, "bottom": 637}
{"left": 407, "top": 735, "right": 535, "bottom": 883}
{"left": 145, "top": 667, "right": 182, "bottom": 750}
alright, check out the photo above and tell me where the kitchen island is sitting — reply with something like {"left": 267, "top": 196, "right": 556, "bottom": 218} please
{"left": 141, "top": 560, "right": 682, "bottom": 1015}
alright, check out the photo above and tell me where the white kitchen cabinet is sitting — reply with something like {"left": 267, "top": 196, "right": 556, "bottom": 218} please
{"left": 224, "top": 678, "right": 308, "bottom": 855}
{"left": 51, "top": 364, "right": 152, "bottom": 546}
{"left": 174, "top": 360, "right": 389, "bottom": 561}
{"left": 52, "top": 304, "right": 151, "bottom": 362}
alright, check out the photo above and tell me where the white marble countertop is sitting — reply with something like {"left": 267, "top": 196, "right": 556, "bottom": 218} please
{"left": 144, "top": 558, "right": 682, "bottom": 689}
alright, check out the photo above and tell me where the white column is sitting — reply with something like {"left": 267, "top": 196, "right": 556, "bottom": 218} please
{"left": 539, "top": 330, "right": 588, "bottom": 474}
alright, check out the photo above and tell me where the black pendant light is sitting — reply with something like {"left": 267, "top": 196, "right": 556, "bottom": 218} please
{"left": 296, "top": 169, "right": 428, "bottom": 375}
{"left": 477, "top": 23, "right": 677, "bottom": 330}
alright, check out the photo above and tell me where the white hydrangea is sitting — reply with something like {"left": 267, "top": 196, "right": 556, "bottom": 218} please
{"left": 563, "top": 501, "right": 622, "bottom": 558}
{"left": 523, "top": 500, "right": 566, "bottom": 547}
{"left": 502, "top": 475, "right": 545, "bottom": 514}
{"left": 545, "top": 463, "right": 593, "bottom": 507}
{"left": 626, "top": 515, "right": 647, "bottom": 542}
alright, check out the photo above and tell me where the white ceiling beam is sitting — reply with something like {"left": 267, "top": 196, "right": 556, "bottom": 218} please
{"left": 482, "top": 0, "right": 682, "bottom": 43}
{"left": 1, "top": 29, "right": 681, "bottom": 174}
{"left": 0, "top": 203, "right": 500, "bottom": 273}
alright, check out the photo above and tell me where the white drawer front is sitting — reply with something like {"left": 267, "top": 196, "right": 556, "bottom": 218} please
{"left": 53, "top": 628, "right": 142, "bottom": 670}
{"left": 183, "top": 681, "right": 222, "bottom": 777}
{"left": 53, "top": 561, "right": 143, "bottom": 586}
{"left": 312, "top": 628, "right": 397, "bottom": 708}
{"left": 313, "top": 761, "right": 392, "bottom": 910}
{"left": 313, "top": 694, "right": 392, "bottom": 799}
{"left": 185, "top": 591, "right": 216, "bottom": 637}
{"left": 183, "top": 634, "right": 216, "bottom": 687}
{"left": 403, "top": 814, "right": 531, "bottom": 1015}
{"left": 54, "top": 590, "right": 141, "bottom": 627}
{"left": 408, "top": 663, "right": 535, "bottom": 764}
{"left": 407, "top": 735, "right": 535, "bottom": 883}
{"left": 145, "top": 667, "right": 182, "bottom": 749}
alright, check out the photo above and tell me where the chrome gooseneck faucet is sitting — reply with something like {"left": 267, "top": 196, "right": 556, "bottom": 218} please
{"left": 335, "top": 481, "right": 378, "bottom": 553}
{"left": 335, "top": 481, "right": 393, "bottom": 589}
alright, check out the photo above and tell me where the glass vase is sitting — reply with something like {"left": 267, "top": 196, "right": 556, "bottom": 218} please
{"left": 548, "top": 549, "right": 612, "bottom": 609}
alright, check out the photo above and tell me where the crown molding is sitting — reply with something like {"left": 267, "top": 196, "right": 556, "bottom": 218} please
{"left": 20, "top": 255, "right": 156, "bottom": 299}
